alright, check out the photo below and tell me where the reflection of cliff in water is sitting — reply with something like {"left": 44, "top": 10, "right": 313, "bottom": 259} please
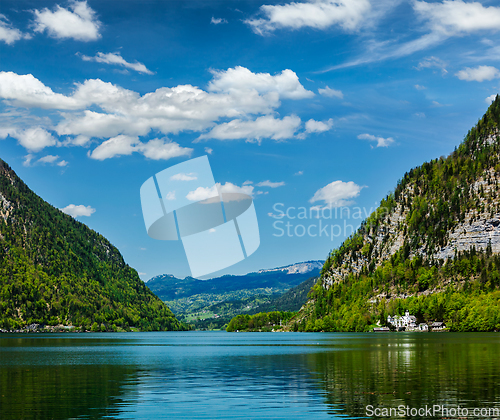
{"left": 0, "top": 335, "right": 139, "bottom": 420}
{"left": 304, "top": 333, "right": 500, "bottom": 418}
{"left": 0, "top": 364, "right": 137, "bottom": 420}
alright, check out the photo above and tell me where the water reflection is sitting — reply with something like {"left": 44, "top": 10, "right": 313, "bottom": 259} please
{"left": 1, "top": 332, "right": 499, "bottom": 419}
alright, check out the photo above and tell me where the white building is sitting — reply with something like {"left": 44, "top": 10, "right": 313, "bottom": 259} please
{"left": 387, "top": 310, "right": 418, "bottom": 331}
{"left": 430, "top": 322, "right": 446, "bottom": 331}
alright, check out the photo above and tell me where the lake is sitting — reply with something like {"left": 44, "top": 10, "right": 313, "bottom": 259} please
{"left": 1, "top": 332, "right": 499, "bottom": 419}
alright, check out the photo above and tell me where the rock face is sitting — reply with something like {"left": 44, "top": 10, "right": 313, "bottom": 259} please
{"left": 258, "top": 260, "right": 324, "bottom": 275}
{"left": 321, "top": 97, "right": 500, "bottom": 290}
{"left": 290, "top": 97, "right": 500, "bottom": 332}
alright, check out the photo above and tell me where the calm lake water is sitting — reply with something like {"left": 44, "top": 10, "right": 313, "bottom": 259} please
{"left": 1, "top": 332, "right": 499, "bottom": 419}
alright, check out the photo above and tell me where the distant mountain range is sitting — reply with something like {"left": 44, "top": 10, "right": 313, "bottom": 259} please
{"left": 146, "top": 261, "right": 323, "bottom": 329}
{"left": 146, "top": 260, "right": 323, "bottom": 299}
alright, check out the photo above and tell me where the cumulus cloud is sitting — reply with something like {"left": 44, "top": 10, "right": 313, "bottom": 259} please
{"left": 196, "top": 115, "right": 302, "bottom": 142}
{"left": 80, "top": 52, "right": 154, "bottom": 74}
{"left": 32, "top": 0, "right": 101, "bottom": 41}
{"left": 89, "top": 135, "right": 193, "bottom": 160}
{"left": 310, "top": 180, "right": 363, "bottom": 207}
{"left": 204, "top": 147, "right": 213, "bottom": 154}
{"left": 186, "top": 182, "right": 255, "bottom": 201}
{"left": 486, "top": 94, "right": 498, "bottom": 104}
{"left": 414, "top": 0, "right": 500, "bottom": 36}
{"left": 305, "top": 118, "right": 333, "bottom": 133}
{"left": 211, "top": 17, "right": 228, "bottom": 24}
{"left": 455, "top": 66, "right": 500, "bottom": 82}
{"left": 0, "top": 68, "right": 309, "bottom": 140}
{"left": 37, "top": 155, "right": 59, "bottom": 164}
{"left": 15, "top": 128, "right": 57, "bottom": 152}
{"left": 318, "top": 86, "right": 344, "bottom": 99}
{"left": 256, "top": 180, "right": 285, "bottom": 188}
{"left": 0, "top": 67, "right": 319, "bottom": 155}
{"left": 186, "top": 185, "right": 219, "bottom": 201}
{"left": 60, "top": 204, "right": 96, "bottom": 217}
{"left": 208, "top": 66, "right": 314, "bottom": 99}
{"left": 357, "top": 133, "right": 394, "bottom": 148}
{"left": 245, "top": 0, "right": 371, "bottom": 35}
{"left": 0, "top": 14, "right": 29, "bottom": 44}
{"left": 414, "top": 84, "right": 427, "bottom": 90}
{"left": 170, "top": 172, "right": 197, "bottom": 181}
{"left": 0, "top": 72, "right": 83, "bottom": 109}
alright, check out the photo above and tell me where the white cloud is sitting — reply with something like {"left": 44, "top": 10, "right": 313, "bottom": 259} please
{"left": 35, "top": 154, "right": 69, "bottom": 167}
{"left": 245, "top": 0, "right": 371, "bottom": 35}
{"left": 197, "top": 115, "right": 301, "bottom": 142}
{"left": 208, "top": 66, "right": 314, "bottom": 99}
{"left": 486, "top": 94, "right": 498, "bottom": 104}
{"left": 186, "top": 185, "right": 219, "bottom": 201}
{"left": 0, "top": 68, "right": 308, "bottom": 140}
{"left": 294, "top": 170, "right": 303, "bottom": 176}
{"left": 256, "top": 180, "right": 285, "bottom": 188}
{"left": 218, "top": 182, "right": 254, "bottom": 196}
{"left": 243, "top": 180, "right": 253, "bottom": 185}
{"left": 321, "top": 1, "right": 500, "bottom": 72}
{"left": 305, "top": 118, "right": 333, "bottom": 133}
{"left": 414, "top": 84, "right": 427, "bottom": 90}
{"left": 89, "top": 135, "right": 193, "bottom": 160}
{"left": 455, "top": 65, "right": 500, "bottom": 82}
{"left": 139, "top": 138, "right": 193, "bottom": 160}
{"left": 0, "top": 72, "right": 83, "bottom": 109}
{"left": 310, "top": 180, "right": 363, "bottom": 207}
{"left": 0, "top": 126, "right": 17, "bottom": 139}
{"left": 60, "top": 204, "right": 96, "bottom": 217}
{"left": 0, "top": 67, "right": 319, "bottom": 157}
{"left": 164, "top": 191, "right": 176, "bottom": 200}
{"left": 37, "top": 155, "right": 59, "bottom": 164}
{"left": 186, "top": 182, "right": 255, "bottom": 202}
{"left": 416, "top": 56, "right": 448, "bottom": 74}
{"left": 0, "top": 14, "right": 29, "bottom": 45}
{"left": 357, "top": 133, "right": 394, "bottom": 148}
{"left": 23, "top": 154, "right": 34, "bottom": 167}
{"left": 170, "top": 172, "right": 197, "bottom": 181}
{"left": 211, "top": 17, "right": 228, "bottom": 25}
{"left": 80, "top": 52, "right": 154, "bottom": 75}
{"left": 15, "top": 128, "right": 57, "bottom": 152}
{"left": 414, "top": 0, "right": 500, "bottom": 36}
{"left": 204, "top": 147, "right": 213, "bottom": 154}
{"left": 33, "top": 1, "right": 101, "bottom": 41}
{"left": 89, "top": 135, "right": 137, "bottom": 160}
{"left": 318, "top": 86, "right": 344, "bottom": 99}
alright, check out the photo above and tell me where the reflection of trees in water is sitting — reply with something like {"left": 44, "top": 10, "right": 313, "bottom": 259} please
{"left": 305, "top": 334, "right": 500, "bottom": 418}
{"left": 0, "top": 364, "right": 137, "bottom": 420}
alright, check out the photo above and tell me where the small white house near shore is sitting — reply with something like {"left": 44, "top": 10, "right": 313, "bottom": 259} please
{"left": 387, "top": 311, "right": 445, "bottom": 331}
{"left": 387, "top": 310, "right": 418, "bottom": 331}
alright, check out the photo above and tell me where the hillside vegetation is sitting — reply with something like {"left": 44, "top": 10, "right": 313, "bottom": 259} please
{"left": 0, "top": 159, "right": 183, "bottom": 331}
{"left": 290, "top": 95, "right": 500, "bottom": 332}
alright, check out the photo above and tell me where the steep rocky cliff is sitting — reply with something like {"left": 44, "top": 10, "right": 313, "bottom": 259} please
{"left": 291, "top": 95, "right": 500, "bottom": 332}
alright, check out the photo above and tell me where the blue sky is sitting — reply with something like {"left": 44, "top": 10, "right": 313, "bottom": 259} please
{"left": 1, "top": 0, "right": 499, "bottom": 280}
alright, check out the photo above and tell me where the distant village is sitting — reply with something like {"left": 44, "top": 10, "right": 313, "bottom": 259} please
{"left": 373, "top": 311, "right": 446, "bottom": 332}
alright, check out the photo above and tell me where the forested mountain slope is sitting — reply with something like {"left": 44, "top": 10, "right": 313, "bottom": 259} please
{"left": 291, "top": 95, "right": 500, "bottom": 332}
{"left": 0, "top": 159, "right": 183, "bottom": 331}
